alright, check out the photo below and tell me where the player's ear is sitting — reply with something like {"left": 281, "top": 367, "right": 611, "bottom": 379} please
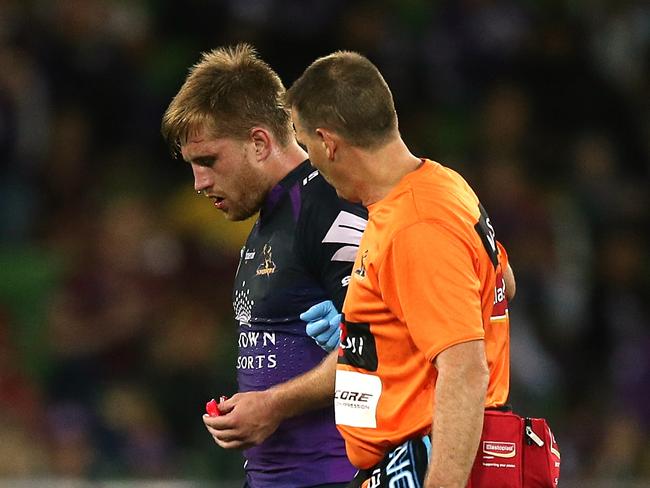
{"left": 316, "top": 128, "right": 337, "bottom": 161}
{"left": 250, "top": 127, "right": 272, "bottom": 161}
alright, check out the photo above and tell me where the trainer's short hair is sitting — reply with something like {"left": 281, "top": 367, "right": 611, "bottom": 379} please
{"left": 162, "top": 43, "right": 292, "bottom": 156}
{"left": 285, "top": 51, "right": 397, "bottom": 149}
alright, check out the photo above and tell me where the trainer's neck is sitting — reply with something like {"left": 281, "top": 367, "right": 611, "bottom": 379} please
{"left": 356, "top": 137, "right": 422, "bottom": 207}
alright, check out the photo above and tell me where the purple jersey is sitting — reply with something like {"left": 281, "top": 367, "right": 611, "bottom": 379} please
{"left": 232, "top": 160, "right": 367, "bottom": 487}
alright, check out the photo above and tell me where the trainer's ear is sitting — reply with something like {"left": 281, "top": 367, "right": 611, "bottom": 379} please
{"left": 250, "top": 127, "right": 272, "bottom": 161}
{"left": 316, "top": 128, "right": 337, "bottom": 161}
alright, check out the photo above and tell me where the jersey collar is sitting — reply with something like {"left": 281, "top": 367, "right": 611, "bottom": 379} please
{"left": 261, "top": 159, "right": 312, "bottom": 219}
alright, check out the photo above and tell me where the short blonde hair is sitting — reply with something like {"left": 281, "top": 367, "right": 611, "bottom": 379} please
{"left": 162, "top": 43, "right": 292, "bottom": 156}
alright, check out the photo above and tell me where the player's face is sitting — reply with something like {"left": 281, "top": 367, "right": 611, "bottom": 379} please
{"left": 181, "top": 126, "right": 271, "bottom": 221}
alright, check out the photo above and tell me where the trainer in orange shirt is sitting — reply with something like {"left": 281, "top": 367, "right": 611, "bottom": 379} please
{"left": 287, "top": 52, "right": 515, "bottom": 488}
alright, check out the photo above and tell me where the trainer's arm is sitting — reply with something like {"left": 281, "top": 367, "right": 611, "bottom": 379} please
{"left": 425, "top": 340, "right": 489, "bottom": 488}
{"left": 204, "top": 351, "right": 337, "bottom": 449}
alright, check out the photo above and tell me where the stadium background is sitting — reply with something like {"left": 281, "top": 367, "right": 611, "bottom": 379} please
{"left": 0, "top": 0, "right": 648, "bottom": 486}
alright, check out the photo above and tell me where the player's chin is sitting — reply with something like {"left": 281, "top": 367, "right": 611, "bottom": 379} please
{"left": 223, "top": 205, "right": 258, "bottom": 222}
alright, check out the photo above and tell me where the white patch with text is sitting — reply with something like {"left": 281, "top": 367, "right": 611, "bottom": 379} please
{"left": 335, "top": 370, "right": 381, "bottom": 428}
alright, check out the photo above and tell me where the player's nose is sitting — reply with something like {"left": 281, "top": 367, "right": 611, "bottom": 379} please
{"left": 192, "top": 165, "right": 213, "bottom": 192}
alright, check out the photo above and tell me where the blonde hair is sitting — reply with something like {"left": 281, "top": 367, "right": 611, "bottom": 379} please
{"left": 162, "top": 43, "right": 292, "bottom": 156}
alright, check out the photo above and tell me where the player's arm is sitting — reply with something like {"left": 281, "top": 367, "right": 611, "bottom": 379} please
{"left": 268, "top": 349, "right": 337, "bottom": 416}
{"left": 424, "top": 340, "right": 489, "bottom": 488}
{"left": 203, "top": 351, "right": 337, "bottom": 449}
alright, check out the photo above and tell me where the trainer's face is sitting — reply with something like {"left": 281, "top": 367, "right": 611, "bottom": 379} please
{"left": 292, "top": 109, "right": 353, "bottom": 200}
{"left": 181, "top": 125, "right": 271, "bottom": 221}
{"left": 291, "top": 110, "right": 327, "bottom": 172}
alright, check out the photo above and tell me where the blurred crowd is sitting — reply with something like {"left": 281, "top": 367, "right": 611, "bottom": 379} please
{"left": 0, "top": 0, "right": 648, "bottom": 483}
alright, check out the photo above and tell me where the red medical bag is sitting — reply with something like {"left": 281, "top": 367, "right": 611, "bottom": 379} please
{"left": 468, "top": 409, "right": 561, "bottom": 487}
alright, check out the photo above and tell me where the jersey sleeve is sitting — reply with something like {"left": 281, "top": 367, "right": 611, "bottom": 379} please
{"left": 297, "top": 180, "right": 368, "bottom": 310}
{"left": 379, "top": 220, "right": 485, "bottom": 361}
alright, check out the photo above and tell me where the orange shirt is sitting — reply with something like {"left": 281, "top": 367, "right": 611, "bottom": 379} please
{"left": 335, "top": 160, "right": 511, "bottom": 469}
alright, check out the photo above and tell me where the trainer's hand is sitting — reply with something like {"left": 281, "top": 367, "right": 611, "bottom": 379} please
{"left": 300, "top": 300, "right": 341, "bottom": 352}
{"left": 202, "top": 391, "right": 283, "bottom": 450}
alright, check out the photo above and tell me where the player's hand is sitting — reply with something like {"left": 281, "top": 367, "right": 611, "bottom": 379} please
{"left": 202, "top": 391, "right": 283, "bottom": 450}
{"left": 300, "top": 300, "right": 341, "bottom": 352}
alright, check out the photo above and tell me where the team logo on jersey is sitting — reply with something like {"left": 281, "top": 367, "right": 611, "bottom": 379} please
{"left": 354, "top": 250, "right": 368, "bottom": 279}
{"left": 234, "top": 281, "right": 254, "bottom": 327}
{"left": 256, "top": 244, "right": 277, "bottom": 276}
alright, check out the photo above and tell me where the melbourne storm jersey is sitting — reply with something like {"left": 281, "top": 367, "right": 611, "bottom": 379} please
{"left": 232, "top": 160, "right": 367, "bottom": 487}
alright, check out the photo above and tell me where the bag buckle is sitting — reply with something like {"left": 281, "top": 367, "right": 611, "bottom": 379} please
{"left": 525, "top": 419, "right": 545, "bottom": 447}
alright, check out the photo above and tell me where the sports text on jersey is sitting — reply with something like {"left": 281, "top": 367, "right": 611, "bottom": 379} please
{"left": 338, "top": 320, "right": 378, "bottom": 371}
{"left": 491, "top": 272, "right": 508, "bottom": 319}
{"left": 334, "top": 390, "right": 373, "bottom": 403}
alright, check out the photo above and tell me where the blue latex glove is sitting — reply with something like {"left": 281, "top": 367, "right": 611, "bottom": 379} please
{"left": 300, "top": 300, "right": 341, "bottom": 352}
